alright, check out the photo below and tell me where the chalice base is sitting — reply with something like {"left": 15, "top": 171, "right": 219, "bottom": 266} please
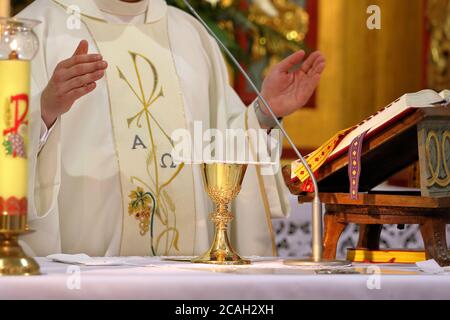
{"left": 0, "top": 232, "right": 41, "bottom": 276}
{"left": 191, "top": 229, "right": 250, "bottom": 265}
{"left": 191, "top": 249, "right": 250, "bottom": 265}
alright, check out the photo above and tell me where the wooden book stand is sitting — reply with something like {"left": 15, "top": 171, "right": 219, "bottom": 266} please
{"left": 283, "top": 106, "right": 450, "bottom": 265}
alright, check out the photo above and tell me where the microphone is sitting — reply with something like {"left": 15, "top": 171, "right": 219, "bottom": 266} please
{"left": 182, "top": 0, "right": 348, "bottom": 266}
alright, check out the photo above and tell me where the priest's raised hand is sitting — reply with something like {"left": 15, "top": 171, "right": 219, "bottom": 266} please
{"left": 40, "top": 40, "right": 108, "bottom": 128}
{"left": 260, "top": 50, "right": 326, "bottom": 118}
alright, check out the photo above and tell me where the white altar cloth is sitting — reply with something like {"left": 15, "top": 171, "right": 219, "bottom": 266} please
{"left": 1, "top": 257, "right": 449, "bottom": 300}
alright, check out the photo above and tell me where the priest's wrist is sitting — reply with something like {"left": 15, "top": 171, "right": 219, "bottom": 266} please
{"left": 41, "top": 91, "right": 59, "bottom": 129}
{"left": 254, "top": 98, "right": 283, "bottom": 130}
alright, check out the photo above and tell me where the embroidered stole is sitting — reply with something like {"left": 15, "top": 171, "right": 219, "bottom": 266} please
{"left": 82, "top": 15, "right": 197, "bottom": 256}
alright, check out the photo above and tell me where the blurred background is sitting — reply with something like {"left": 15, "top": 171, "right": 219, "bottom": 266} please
{"left": 6, "top": 0, "right": 449, "bottom": 165}
{"left": 3, "top": 0, "right": 450, "bottom": 257}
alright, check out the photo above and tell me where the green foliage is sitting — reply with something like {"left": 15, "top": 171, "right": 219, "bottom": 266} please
{"left": 2, "top": 139, "right": 12, "bottom": 155}
{"left": 166, "top": 0, "right": 305, "bottom": 76}
{"left": 167, "top": 0, "right": 253, "bottom": 61}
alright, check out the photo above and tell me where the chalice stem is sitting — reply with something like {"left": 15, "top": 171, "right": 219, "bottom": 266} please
{"left": 210, "top": 203, "right": 234, "bottom": 255}
{"left": 192, "top": 201, "right": 250, "bottom": 265}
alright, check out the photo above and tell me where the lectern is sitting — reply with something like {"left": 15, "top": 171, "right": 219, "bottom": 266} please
{"left": 283, "top": 105, "right": 450, "bottom": 266}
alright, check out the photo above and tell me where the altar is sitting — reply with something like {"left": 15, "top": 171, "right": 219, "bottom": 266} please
{"left": 1, "top": 257, "right": 449, "bottom": 300}
{"left": 2, "top": 0, "right": 450, "bottom": 304}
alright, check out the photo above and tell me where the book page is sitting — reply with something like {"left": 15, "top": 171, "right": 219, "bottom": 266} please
{"left": 329, "top": 89, "right": 443, "bottom": 157}
{"left": 439, "top": 90, "right": 450, "bottom": 100}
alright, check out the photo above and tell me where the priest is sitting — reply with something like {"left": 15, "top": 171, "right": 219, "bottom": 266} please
{"left": 17, "top": 0, "right": 326, "bottom": 257}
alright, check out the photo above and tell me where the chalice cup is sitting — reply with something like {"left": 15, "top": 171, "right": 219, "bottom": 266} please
{"left": 192, "top": 163, "right": 250, "bottom": 265}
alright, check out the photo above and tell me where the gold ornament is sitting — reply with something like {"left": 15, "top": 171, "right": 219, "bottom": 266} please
{"left": 428, "top": 0, "right": 450, "bottom": 90}
{"left": 249, "top": 0, "right": 308, "bottom": 54}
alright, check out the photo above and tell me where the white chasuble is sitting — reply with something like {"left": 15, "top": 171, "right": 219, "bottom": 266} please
{"left": 16, "top": 0, "right": 291, "bottom": 258}
{"left": 82, "top": 16, "right": 197, "bottom": 256}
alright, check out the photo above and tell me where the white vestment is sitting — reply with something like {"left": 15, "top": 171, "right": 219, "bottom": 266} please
{"left": 17, "top": 0, "right": 290, "bottom": 257}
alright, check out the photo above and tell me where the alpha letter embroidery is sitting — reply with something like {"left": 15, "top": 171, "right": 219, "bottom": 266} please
{"left": 132, "top": 134, "right": 147, "bottom": 149}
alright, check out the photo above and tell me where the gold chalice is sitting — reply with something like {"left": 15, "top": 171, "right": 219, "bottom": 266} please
{"left": 192, "top": 163, "right": 250, "bottom": 265}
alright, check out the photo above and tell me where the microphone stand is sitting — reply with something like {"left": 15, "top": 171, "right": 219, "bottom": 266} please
{"left": 183, "top": 0, "right": 349, "bottom": 267}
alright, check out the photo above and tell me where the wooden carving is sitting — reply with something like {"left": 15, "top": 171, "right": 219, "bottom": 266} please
{"left": 418, "top": 120, "right": 450, "bottom": 197}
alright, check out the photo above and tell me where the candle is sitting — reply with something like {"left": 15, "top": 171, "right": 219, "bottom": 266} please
{"left": 0, "top": 17, "right": 41, "bottom": 276}
{"left": 0, "top": 34, "right": 29, "bottom": 231}
{"left": 0, "top": 0, "right": 11, "bottom": 18}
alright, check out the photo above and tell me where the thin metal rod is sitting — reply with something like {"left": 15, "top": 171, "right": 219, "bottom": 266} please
{"left": 183, "top": 0, "right": 323, "bottom": 260}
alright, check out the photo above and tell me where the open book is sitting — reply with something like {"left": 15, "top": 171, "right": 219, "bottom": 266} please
{"left": 291, "top": 89, "right": 449, "bottom": 180}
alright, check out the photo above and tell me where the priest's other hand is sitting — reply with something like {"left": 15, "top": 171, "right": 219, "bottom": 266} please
{"left": 260, "top": 50, "right": 325, "bottom": 118}
{"left": 41, "top": 40, "right": 108, "bottom": 128}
